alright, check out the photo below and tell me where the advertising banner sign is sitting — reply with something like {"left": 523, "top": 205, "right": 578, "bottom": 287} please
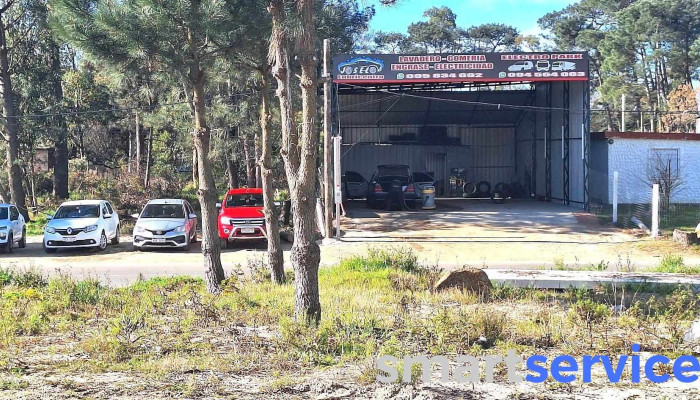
{"left": 332, "top": 52, "right": 589, "bottom": 84}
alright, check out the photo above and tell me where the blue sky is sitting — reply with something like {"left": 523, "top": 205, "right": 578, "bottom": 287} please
{"left": 369, "top": 0, "right": 579, "bottom": 36}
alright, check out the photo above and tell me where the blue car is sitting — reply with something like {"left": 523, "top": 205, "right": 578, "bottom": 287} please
{"left": 365, "top": 165, "right": 420, "bottom": 209}
{"left": 338, "top": 57, "right": 384, "bottom": 75}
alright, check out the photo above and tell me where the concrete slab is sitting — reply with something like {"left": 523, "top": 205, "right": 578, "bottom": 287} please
{"left": 485, "top": 269, "right": 700, "bottom": 291}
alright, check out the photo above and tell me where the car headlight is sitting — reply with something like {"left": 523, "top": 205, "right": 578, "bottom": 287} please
{"left": 84, "top": 224, "right": 98, "bottom": 233}
{"left": 45, "top": 226, "right": 56, "bottom": 234}
{"left": 174, "top": 224, "right": 187, "bottom": 232}
{"left": 220, "top": 217, "right": 232, "bottom": 226}
{"left": 133, "top": 225, "right": 146, "bottom": 234}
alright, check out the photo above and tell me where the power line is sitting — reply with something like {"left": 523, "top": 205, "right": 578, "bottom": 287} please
{"left": 338, "top": 82, "right": 700, "bottom": 116}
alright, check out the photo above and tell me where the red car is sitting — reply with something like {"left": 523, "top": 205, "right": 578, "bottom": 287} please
{"left": 218, "top": 188, "right": 267, "bottom": 248}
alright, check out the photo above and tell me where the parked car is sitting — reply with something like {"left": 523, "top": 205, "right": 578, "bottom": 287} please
{"left": 218, "top": 188, "right": 266, "bottom": 248}
{"left": 43, "top": 200, "right": 120, "bottom": 253}
{"left": 507, "top": 61, "right": 533, "bottom": 71}
{"left": 0, "top": 203, "right": 26, "bottom": 253}
{"left": 343, "top": 171, "right": 367, "bottom": 199}
{"left": 366, "top": 164, "right": 420, "bottom": 209}
{"left": 131, "top": 199, "right": 198, "bottom": 251}
{"left": 536, "top": 60, "right": 550, "bottom": 71}
{"left": 412, "top": 172, "right": 436, "bottom": 193}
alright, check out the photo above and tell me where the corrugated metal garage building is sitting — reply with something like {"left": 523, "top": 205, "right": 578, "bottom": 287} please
{"left": 333, "top": 52, "right": 591, "bottom": 208}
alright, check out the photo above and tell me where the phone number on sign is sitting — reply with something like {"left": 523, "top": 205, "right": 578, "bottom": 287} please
{"left": 507, "top": 72, "right": 587, "bottom": 78}
{"left": 400, "top": 73, "right": 485, "bottom": 79}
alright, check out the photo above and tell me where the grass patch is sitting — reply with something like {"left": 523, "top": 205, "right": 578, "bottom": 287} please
{"left": 650, "top": 254, "right": 700, "bottom": 274}
{"left": 0, "top": 249, "right": 698, "bottom": 394}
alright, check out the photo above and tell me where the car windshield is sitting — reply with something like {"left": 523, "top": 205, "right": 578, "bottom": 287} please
{"left": 377, "top": 166, "right": 409, "bottom": 177}
{"left": 0, "top": 208, "right": 7, "bottom": 220}
{"left": 54, "top": 205, "right": 100, "bottom": 219}
{"left": 226, "top": 194, "right": 264, "bottom": 207}
{"left": 141, "top": 204, "right": 185, "bottom": 219}
{"left": 413, "top": 173, "right": 434, "bottom": 182}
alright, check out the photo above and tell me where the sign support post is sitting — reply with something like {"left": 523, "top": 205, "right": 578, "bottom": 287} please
{"left": 333, "top": 136, "right": 342, "bottom": 238}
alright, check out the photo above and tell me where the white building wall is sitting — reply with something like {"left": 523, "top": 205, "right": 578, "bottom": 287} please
{"left": 607, "top": 137, "right": 700, "bottom": 204}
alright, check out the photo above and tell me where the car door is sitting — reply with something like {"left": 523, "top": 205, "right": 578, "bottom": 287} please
{"left": 9, "top": 206, "right": 20, "bottom": 240}
{"left": 185, "top": 202, "right": 197, "bottom": 238}
{"left": 106, "top": 202, "right": 119, "bottom": 237}
{"left": 345, "top": 171, "right": 366, "bottom": 198}
{"left": 101, "top": 203, "right": 114, "bottom": 238}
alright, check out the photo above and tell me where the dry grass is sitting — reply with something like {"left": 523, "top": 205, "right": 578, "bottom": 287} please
{"left": 0, "top": 248, "right": 699, "bottom": 398}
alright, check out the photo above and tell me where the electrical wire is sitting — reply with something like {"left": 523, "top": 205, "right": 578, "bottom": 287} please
{"left": 338, "top": 82, "right": 700, "bottom": 116}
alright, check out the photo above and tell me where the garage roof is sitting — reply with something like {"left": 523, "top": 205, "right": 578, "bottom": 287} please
{"left": 338, "top": 90, "right": 534, "bottom": 126}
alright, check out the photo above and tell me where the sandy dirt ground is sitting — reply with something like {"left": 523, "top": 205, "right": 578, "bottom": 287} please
{"left": 1, "top": 199, "right": 698, "bottom": 285}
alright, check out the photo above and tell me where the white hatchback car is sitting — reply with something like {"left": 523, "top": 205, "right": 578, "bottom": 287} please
{"left": 0, "top": 203, "right": 26, "bottom": 253}
{"left": 131, "top": 199, "right": 198, "bottom": 251}
{"left": 43, "top": 200, "right": 120, "bottom": 253}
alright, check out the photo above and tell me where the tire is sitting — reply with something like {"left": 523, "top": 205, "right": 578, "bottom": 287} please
{"left": 133, "top": 245, "right": 140, "bottom": 252}
{"left": 5, "top": 234, "right": 12, "bottom": 253}
{"left": 477, "top": 181, "right": 491, "bottom": 197}
{"left": 221, "top": 238, "right": 230, "bottom": 249}
{"left": 98, "top": 231, "right": 108, "bottom": 251}
{"left": 462, "top": 182, "right": 477, "bottom": 197}
{"left": 43, "top": 245, "right": 57, "bottom": 254}
{"left": 111, "top": 225, "right": 120, "bottom": 245}
{"left": 18, "top": 228, "right": 26, "bottom": 248}
{"left": 494, "top": 182, "right": 510, "bottom": 198}
{"left": 191, "top": 230, "right": 198, "bottom": 243}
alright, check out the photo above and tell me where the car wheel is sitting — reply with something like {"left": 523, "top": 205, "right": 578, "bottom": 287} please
{"left": 5, "top": 234, "right": 12, "bottom": 253}
{"left": 191, "top": 230, "right": 198, "bottom": 243}
{"left": 132, "top": 245, "right": 140, "bottom": 252}
{"left": 181, "top": 237, "right": 190, "bottom": 252}
{"left": 98, "top": 231, "right": 108, "bottom": 251}
{"left": 111, "top": 226, "right": 120, "bottom": 245}
{"left": 43, "top": 244, "right": 56, "bottom": 254}
{"left": 18, "top": 228, "right": 26, "bottom": 248}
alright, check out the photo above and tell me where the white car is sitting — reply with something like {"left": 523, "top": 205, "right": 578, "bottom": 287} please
{"left": 0, "top": 203, "right": 26, "bottom": 253}
{"left": 131, "top": 199, "right": 198, "bottom": 251}
{"left": 508, "top": 61, "right": 533, "bottom": 71}
{"left": 43, "top": 200, "right": 120, "bottom": 253}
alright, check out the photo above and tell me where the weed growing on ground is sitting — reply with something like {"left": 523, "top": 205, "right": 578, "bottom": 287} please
{"left": 0, "top": 248, "right": 697, "bottom": 390}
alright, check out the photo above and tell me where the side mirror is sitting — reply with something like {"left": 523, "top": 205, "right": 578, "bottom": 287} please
{"left": 216, "top": 203, "right": 221, "bottom": 209}
{"left": 131, "top": 213, "right": 140, "bottom": 219}
{"left": 46, "top": 215, "right": 53, "bottom": 220}
{"left": 103, "top": 213, "right": 112, "bottom": 219}
{"left": 189, "top": 213, "right": 197, "bottom": 219}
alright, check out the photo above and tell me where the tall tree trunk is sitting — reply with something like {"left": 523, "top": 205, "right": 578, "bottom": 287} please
{"left": 243, "top": 132, "right": 255, "bottom": 187}
{"left": 135, "top": 111, "right": 142, "bottom": 176}
{"left": 254, "top": 131, "right": 262, "bottom": 188}
{"left": 49, "top": 40, "right": 69, "bottom": 199}
{"left": 192, "top": 146, "right": 197, "bottom": 184}
{"left": 293, "top": 0, "right": 321, "bottom": 324}
{"left": 0, "top": 16, "right": 28, "bottom": 221}
{"left": 259, "top": 70, "right": 284, "bottom": 283}
{"left": 227, "top": 158, "right": 239, "bottom": 188}
{"left": 190, "top": 65, "right": 225, "bottom": 294}
{"left": 144, "top": 127, "right": 152, "bottom": 187}
{"left": 269, "top": 0, "right": 320, "bottom": 324}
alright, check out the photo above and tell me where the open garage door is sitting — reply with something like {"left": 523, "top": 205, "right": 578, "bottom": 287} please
{"left": 332, "top": 51, "right": 591, "bottom": 208}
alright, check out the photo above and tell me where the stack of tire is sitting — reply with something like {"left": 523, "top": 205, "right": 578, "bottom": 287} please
{"left": 462, "top": 181, "right": 510, "bottom": 204}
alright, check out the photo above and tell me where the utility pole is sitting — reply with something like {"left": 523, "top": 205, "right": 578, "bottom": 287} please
{"left": 323, "top": 38, "right": 333, "bottom": 239}
{"left": 621, "top": 94, "right": 626, "bottom": 132}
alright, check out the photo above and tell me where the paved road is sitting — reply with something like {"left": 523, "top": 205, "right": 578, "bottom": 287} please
{"left": 2, "top": 199, "right": 697, "bottom": 286}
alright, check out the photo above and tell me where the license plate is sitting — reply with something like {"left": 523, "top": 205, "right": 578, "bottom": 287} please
{"left": 241, "top": 228, "right": 255, "bottom": 234}
{"left": 62, "top": 237, "right": 76, "bottom": 242}
{"left": 152, "top": 238, "right": 166, "bottom": 243}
